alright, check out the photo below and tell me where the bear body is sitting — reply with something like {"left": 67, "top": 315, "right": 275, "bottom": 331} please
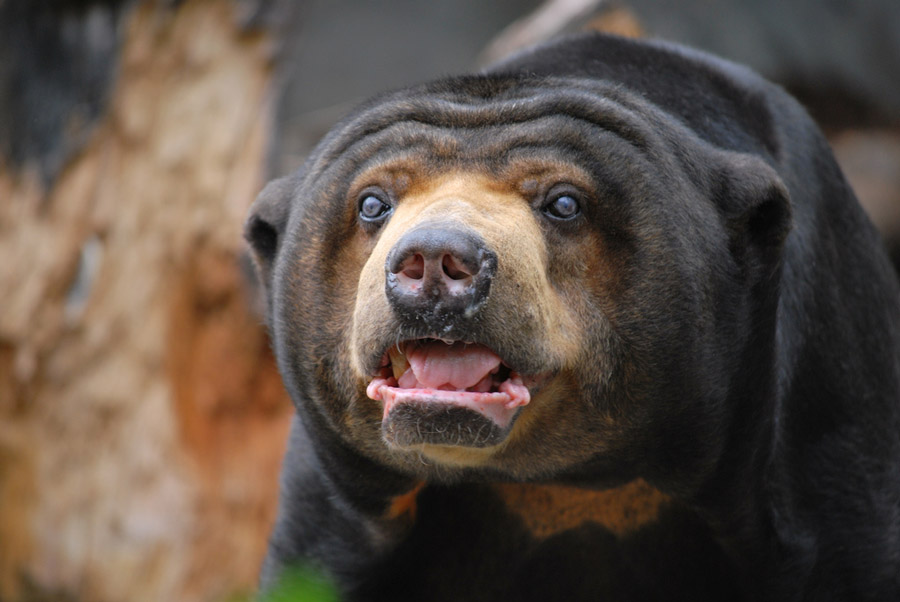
{"left": 245, "top": 33, "right": 900, "bottom": 601}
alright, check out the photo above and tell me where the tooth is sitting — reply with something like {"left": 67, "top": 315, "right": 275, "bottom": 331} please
{"left": 388, "top": 346, "right": 409, "bottom": 381}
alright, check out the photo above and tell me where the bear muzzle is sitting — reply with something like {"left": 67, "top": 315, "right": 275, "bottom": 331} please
{"left": 349, "top": 174, "right": 574, "bottom": 450}
{"left": 368, "top": 224, "right": 539, "bottom": 448}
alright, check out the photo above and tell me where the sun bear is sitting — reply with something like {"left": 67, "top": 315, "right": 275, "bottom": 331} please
{"left": 244, "top": 33, "right": 900, "bottom": 601}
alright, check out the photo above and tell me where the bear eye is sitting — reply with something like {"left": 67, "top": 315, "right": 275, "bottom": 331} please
{"left": 543, "top": 192, "right": 581, "bottom": 220}
{"left": 358, "top": 193, "right": 392, "bottom": 223}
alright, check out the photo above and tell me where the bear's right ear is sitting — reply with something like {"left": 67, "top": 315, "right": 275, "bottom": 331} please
{"left": 244, "top": 175, "right": 295, "bottom": 289}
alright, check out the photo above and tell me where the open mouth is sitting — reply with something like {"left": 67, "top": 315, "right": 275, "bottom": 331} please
{"left": 366, "top": 339, "right": 531, "bottom": 433}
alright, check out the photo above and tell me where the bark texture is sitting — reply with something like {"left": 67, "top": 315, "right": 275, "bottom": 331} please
{"left": 0, "top": 2, "right": 292, "bottom": 601}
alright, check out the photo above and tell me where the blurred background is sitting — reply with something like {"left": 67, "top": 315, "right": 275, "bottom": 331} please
{"left": 0, "top": 1, "right": 898, "bottom": 600}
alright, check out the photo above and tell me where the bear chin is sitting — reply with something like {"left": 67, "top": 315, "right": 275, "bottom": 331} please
{"left": 381, "top": 401, "right": 514, "bottom": 449}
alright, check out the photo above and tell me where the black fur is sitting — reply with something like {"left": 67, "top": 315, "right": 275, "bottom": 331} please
{"left": 246, "top": 33, "right": 900, "bottom": 601}
{"left": 0, "top": 0, "right": 128, "bottom": 186}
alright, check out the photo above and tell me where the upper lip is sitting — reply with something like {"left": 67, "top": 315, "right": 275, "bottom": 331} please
{"left": 366, "top": 331, "right": 492, "bottom": 376}
{"left": 374, "top": 337, "right": 510, "bottom": 374}
{"left": 362, "top": 328, "right": 553, "bottom": 386}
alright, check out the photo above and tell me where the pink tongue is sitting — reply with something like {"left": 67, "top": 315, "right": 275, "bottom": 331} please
{"left": 406, "top": 341, "right": 502, "bottom": 390}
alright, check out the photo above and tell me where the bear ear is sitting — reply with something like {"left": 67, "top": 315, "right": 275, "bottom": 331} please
{"left": 244, "top": 175, "right": 295, "bottom": 288}
{"left": 714, "top": 153, "right": 793, "bottom": 282}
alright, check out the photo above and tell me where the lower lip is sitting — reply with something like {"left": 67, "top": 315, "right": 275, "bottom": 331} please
{"left": 367, "top": 377, "right": 530, "bottom": 429}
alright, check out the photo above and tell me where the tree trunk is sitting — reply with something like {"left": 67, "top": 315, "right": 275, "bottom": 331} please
{"left": 0, "top": 2, "right": 293, "bottom": 600}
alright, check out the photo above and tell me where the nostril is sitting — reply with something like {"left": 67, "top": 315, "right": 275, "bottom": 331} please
{"left": 442, "top": 254, "right": 474, "bottom": 281}
{"left": 397, "top": 253, "right": 425, "bottom": 280}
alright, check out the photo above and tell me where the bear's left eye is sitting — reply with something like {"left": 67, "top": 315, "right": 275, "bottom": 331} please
{"left": 543, "top": 192, "right": 581, "bottom": 220}
{"left": 358, "top": 193, "right": 392, "bottom": 222}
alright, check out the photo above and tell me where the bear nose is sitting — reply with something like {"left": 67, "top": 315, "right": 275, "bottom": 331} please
{"left": 385, "top": 226, "right": 496, "bottom": 321}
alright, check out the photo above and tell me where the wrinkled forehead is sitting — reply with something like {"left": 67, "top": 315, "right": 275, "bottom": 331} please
{"left": 314, "top": 121, "right": 601, "bottom": 192}
{"left": 305, "top": 77, "right": 665, "bottom": 191}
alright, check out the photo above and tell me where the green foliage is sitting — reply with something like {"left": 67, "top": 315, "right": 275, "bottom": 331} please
{"left": 260, "top": 565, "right": 340, "bottom": 602}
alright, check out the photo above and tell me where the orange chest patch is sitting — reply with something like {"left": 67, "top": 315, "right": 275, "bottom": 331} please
{"left": 386, "top": 481, "right": 427, "bottom": 521}
{"left": 492, "top": 479, "right": 670, "bottom": 539}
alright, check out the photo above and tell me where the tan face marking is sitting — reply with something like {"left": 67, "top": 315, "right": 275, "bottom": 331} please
{"left": 493, "top": 479, "right": 670, "bottom": 538}
{"left": 349, "top": 171, "right": 583, "bottom": 379}
{"left": 345, "top": 167, "right": 609, "bottom": 469}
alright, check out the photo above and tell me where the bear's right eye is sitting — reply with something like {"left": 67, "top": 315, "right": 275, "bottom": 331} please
{"left": 358, "top": 193, "right": 392, "bottom": 223}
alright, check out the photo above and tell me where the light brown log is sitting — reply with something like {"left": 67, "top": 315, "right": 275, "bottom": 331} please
{"left": 0, "top": 1, "right": 291, "bottom": 600}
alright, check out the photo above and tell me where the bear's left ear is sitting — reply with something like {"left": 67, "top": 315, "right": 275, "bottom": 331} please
{"left": 713, "top": 153, "right": 793, "bottom": 281}
{"left": 244, "top": 175, "right": 295, "bottom": 291}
